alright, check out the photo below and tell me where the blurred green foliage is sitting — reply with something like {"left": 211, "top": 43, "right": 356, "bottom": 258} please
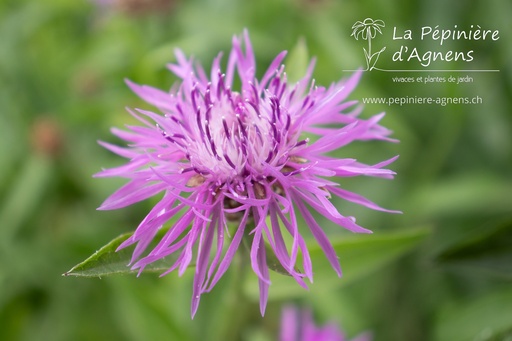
{"left": 1, "top": 0, "right": 511, "bottom": 340}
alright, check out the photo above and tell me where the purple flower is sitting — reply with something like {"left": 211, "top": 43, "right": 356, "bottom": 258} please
{"left": 280, "top": 306, "right": 372, "bottom": 341}
{"left": 95, "top": 30, "right": 399, "bottom": 317}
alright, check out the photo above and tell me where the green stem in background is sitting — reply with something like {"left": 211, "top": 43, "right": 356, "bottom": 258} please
{"left": 207, "top": 222, "right": 253, "bottom": 341}
{"left": 416, "top": 94, "right": 467, "bottom": 184}
{"left": 0, "top": 153, "right": 53, "bottom": 249}
{"left": 0, "top": 153, "right": 53, "bottom": 308}
{"left": 224, "top": 244, "right": 250, "bottom": 339}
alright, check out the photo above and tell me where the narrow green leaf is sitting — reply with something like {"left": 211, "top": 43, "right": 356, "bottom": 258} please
{"left": 0, "top": 154, "right": 53, "bottom": 248}
{"left": 241, "top": 217, "right": 300, "bottom": 277}
{"left": 265, "top": 242, "right": 300, "bottom": 277}
{"left": 285, "top": 37, "right": 309, "bottom": 84}
{"left": 433, "top": 286, "right": 512, "bottom": 341}
{"left": 435, "top": 218, "right": 512, "bottom": 278}
{"left": 107, "top": 277, "right": 196, "bottom": 341}
{"left": 412, "top": 174, "right": 512, "bottom": 218}
{"left": 244, "top": 226, "right": 431, "bottom": 301}
{"left": 63, "top": 228, "right": 182, "bottom": 278}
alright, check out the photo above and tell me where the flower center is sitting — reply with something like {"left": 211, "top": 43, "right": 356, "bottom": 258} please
{"left": 183, "top": 84, "right": 283, "bottom": 183}
{"left": 162, "top": 74, "right": 310, "bottom": 195}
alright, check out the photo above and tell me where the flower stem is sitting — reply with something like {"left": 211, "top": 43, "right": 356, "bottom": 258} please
{"left": 208, "top": 225, "right": 252, "bottom": 340}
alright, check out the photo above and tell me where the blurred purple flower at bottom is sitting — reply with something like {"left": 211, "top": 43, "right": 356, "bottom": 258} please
{"left": 280, "top": 306, "right": 372, "bottom": 341}
{"left": 95, "top": 30, "right": 400, "bottom": 317}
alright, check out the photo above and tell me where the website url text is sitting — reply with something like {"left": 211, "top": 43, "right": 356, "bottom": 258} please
{"left": 362, "top": 96, "right": 483, "bottom": 106}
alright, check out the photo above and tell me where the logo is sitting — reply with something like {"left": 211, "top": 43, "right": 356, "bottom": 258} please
{"left": 347, "top": 18, "right": 500, "bottom": 73}
{"left": 351, "top": 18, "right": 386, "bottom": 71}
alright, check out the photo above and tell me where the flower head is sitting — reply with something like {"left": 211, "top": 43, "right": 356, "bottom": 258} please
{"left": 280, "top": 306, "right": 372, "bottom": 341}
{"left": 351, "top": 18, "right": 385, "bottom": 40}
{"left": 95, "top": 30, "right": 399, "bottom": 317}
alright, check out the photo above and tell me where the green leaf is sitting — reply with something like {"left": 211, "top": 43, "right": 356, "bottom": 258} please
{"left": 265, "top": 245, "right": 298, "bottom": 277}
{"left": 435, "top": 218, "right": 512, "bottom": 278}
{"left": 63, "top": 228, "right": 183, "bottom": 278}
{"left": 106, "top": 277, "right": 196, "bottom": 341}
{"left": 412, "top": 174, "right": 512, "bottom": 218}
{"left": 433, "top": 286, "right": 512, "bottom": 341}
{"left": 244, "top": 226, "right": 431, "bottom": 301}
{"left": 285, "top": 37, "right": 309, "bottom": 84}
{"left": 0, "top": 154, "right": 53, "bottom": 247}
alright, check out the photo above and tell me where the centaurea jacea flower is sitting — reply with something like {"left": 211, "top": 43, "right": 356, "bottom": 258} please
{"left": 95, "top": 30, "right": 399, "bottom": 317}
